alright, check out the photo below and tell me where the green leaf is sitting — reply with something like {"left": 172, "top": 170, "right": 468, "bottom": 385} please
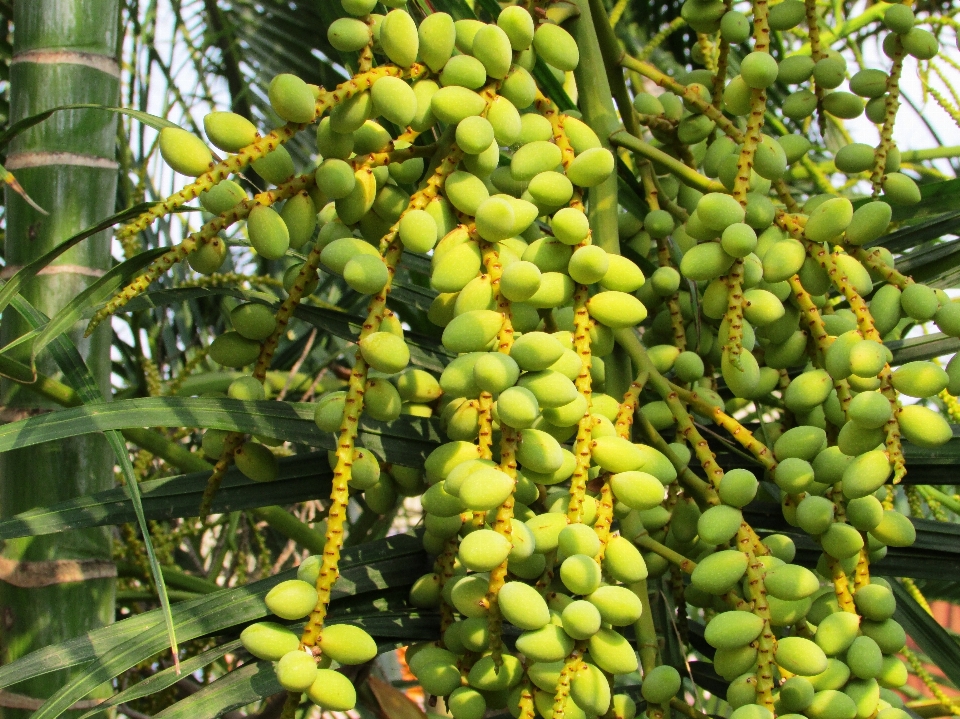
{"left": 0, "top": 397, "right": 442, "bottom": 466}
{"left": 887, "top": 332, "right": 960, "bottom": 364}
{"left": 17, "top": 248, "right": 168, "bottom": 371}
{"left": 6, "top": 294, "right": 180, "bottom": 665}
{"left": 153, "top": 660, "right": 282, "bottom": 719}
{"left": 0, "top": 202, "right": 161, "bottom": 319}
{"left": 877, "top": 209, "right": 960, "bottom": 253}
{"left": 0, "top": 534, "right": 430, "bottom": 716}
{"left": 0, "top": 104, "right": 179, "bottom": 148}
{"left": 0, "top": 452, "right": 333, "bottom": 539}
{"left": 893, "top": 579, "right": 960, "bottom": 689}
{"left": 78, "top": 641, "right": 241, "bottom": 719}
{"left": 121, "top": 287, "right": 453, "bottom": 373}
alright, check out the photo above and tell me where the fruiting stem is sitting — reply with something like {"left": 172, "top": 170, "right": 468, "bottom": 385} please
{"left": 623, "top": 54, "right": 743, "bottom": 142}
{"left": 550, "top": 645, "right": 584, "bottom": 719}
{"left": 853, "top": 546, "right": 871, "bottom": 591}
{"left": 640, "top": 163, "right": 687, "bottom": 351}
{"left": 850, "top": 247, "right": 911, "bottom": 289}
{"left": 721, "top": 258, "right": 746, "bottom": 361}
{"left": 871, "top": 37, "right": 904, "bottom": 196}
{"left": 88, "top": 173, "right": 314, "bottom": 334}
{"left": 300, "top": 147, "right": 462, "bottom": 649}
{"left": 435, "top": 536, "right": 460, "bottom": 638}
{"left": 804, "top": 0, "right": 827, "bottom": 134}
{"left": 828, "top": 556, "right": 857, "bottom": 612}
{"left": 593, "top": 478, "right": 615, "bottom": 560}
{"left": 634, "top": 532, "right": 697, "bottom": 573}
{"left": 676, "top": 386, "right": 778, "bottom": 471}
{"left": 567, "top": 283, "right": 595, "bottom": 523}
{"left": 610, "top": 130, "right": 728, "bottom": 194}
{"left": 615, "top": 374, "right": 647, "bottom": 438}
{"left": 738, "top": 524, "right": 776, "bottom": 710}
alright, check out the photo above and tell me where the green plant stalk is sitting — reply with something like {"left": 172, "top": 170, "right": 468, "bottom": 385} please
{"left": 899, "top": 145, "right": 960, "bottom": 162}
{"left": 570, "top": 0, "right": 621, "bottom": 254}
{"left": 0, "top": 3, "right": 120, "bottom": 714}
{"left": 794, "top": 3, "right": 887, "bottom": 55}
{"left": 0, "top": 352, "right": 327, "bottom": 551}
{"left": 610, "top": 130, "right": 727, "bottom": 194}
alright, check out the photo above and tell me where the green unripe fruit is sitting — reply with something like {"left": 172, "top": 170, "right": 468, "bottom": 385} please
{"left": 459, "top": 528, "right": 511, "bottom": 572}
{"left": 473, "top": 23, "right": 513, "bottom": 79}
{"left": 642, "top": 665, "right": 681, "bottom": 704}
{"left": 359, "top": 331, "right": 409, "bottom": 375}
{"left": 248, "top": 205, "right": 290, "bottom": 260}
{"left": 344, "top": 254, "right": 389, "bottom": 295}
{"left": 892, "top": 360, "right": 949, "bottom": 398}
{"left": 823, "top": 91, "right": 864, "bottom": 119}
{"left": 815, "top": 611, "right": 861, "bottom": 654}
{"left": 230, "top": 303, "right": 277, "bottom": 342}
{"left": 328, "top": 17, "right": 372, "bottom": 52}
{"left": 586, "top": 291, "right": 648, "bottom": 328}
{"left": 497, "top": 386, "right": 540, "bottom": 429}
{"left": 841, "top": 449, "right": 891, "bottom": 499}
{"left": 318, "top": 623, "right": 377, "bottom": 666}
{"left": 306, "top": 669, "right": 356, "bottom": 711}
{"left": 500, "top": 66, "right": 536, "bottom": 109}
{"left": 769, "top": 0, "right": 805, "bottom": 28}
{"left": 773, "top": 425, "right": 827, "bottom": 462}
{"left": 698, "top": 192, "right": 746, "bottom": 231}
{"left": 835, "top": 142, "right": 875, "bottom": 173}
{"left": 609, "top": 470, "right": 664, "bottom": 510}
{"left": 718, "top": 468, "right": 758, "bottom": 507}
{"left": 698, "top": 504, "right": 743, "bottom": 544}
{"left": 364, "top": 377, "right": 402, "bottom": 421}
{"left": 448, "top": 687, "right": 486, "bottom": 719}
{"left": 499, "top": 581, "right": 550, "bottom": 630}
{"left": 203, "top": 112, "right": 257, "bottom": 154}
{"left": 780, "top": 134, "right": 813, "bottom": 163}
{"left": 418, "top": 12, "right": 455, "bottom": 72}
{"left": 846, "top": 201, "right": 892, "bottom": 246}
{"left": 807, "top": 690, "right": 858, "bottom": 719}
{"left": 586, "top": 585, "right": 642, "bottom": 626}
{"left": 754, "top": 135, "right": 787, "bottom": 180}
{"left": 720, "top": 10, "right": 751, "bottom": 42}
{"left": 846, "top": 636, "right": 883, "bottom": 680}
{"left": 935, "top": 301, "right": 960, "bottom": 336}
{"left": 398, "top": 209, "right": 438, "bottom": 253}
{"left": 468, "top": 654, "right": 523, "bottom": 691}
{"left": 822, "top": 522, "right": 865, "bottom": 559}
{"left": 567, "top": 245, "right": 609, "bottom": 285}
{"left": 806, "top": 197, "right": 854, "bottom": 242}
{"left": 783, "top": 369, "right": 832, "bottom": 413}
{"left": 511, "top": 141, "right": 563, "bottom": 182}
{"left": 778, "top": 55, "right": 815, "bottom": 84}
{"left": 884, "top": 3, "right": 915, "bottom": 33}
{"left": 571, "top": 662, "right": 611, "bottom": 716}
{"left": 460, "top": 467, "right": 514, "bottom": 512}
{"left": 266, "top": 579, "right": 317, "bottom": 620}
{"left": 268, "top": 73, "right": 316, "bottom": 124}
{"left": 517, "top": 427, "right": 564, "bottom": 473}
{"left": 240, "top": 621, "right": 300, "bottom": 660}
{"left": 722, "top": 223, "right": 758, "bottom": 257}
{"left": 380, "top": 9, "right": 418, "bottom": 67}
{"left": 431, "top": 85, "right": 486, "bottom": 126}
{"left": 199, "top": 179, "right": 245, "bottom": 216}
{"left": 228, "top": 375, "right": 265, "bottom": 402}
{"left": 705, "top": 610, "right": 765, "bottom": 649}
{"left": 882, "top": 171, "right": 921, "bottom": 205}
{"left": 276, "top": 650, "right": 318, "bottom": 691}
{"left": 369, "top": 75, "right": 417, "bottom": 128}
{"left": 533, "top": 22, "right": 579, "bottom": 71}
{"left": 900, "top": 282, "right": 939, "bottom": 321}
{"left": 796, "top": 495, "right": 835, "bottom": 535}
{"left": 566, "top": 147, "right": 615, "bottom": 187}
{"left": 680, "top": 242, "right": 737, "bottom": 282}
{"left": 498, "top": 5, "right": 535, "bottom": 50}
{"left": 210, "top": 331, "right": 260, "bottom": 368}
{"left": 235, "top": 441, "right": 278, "bottom": 482}
{"left": 586, "top": 626, "right": 638, "bottom": 675}
{"left": 777, "top": 636, "right": 828, "bottom": 676}
{"left": 559, "top": 553, "right": 602, "bottom": 595}
{"left": 255, "top": 145, "right": 298, "bottom": 185}
{"left": 898, "top": 404, "right": 952, "bottom": 449}
{"left": 861, "top": 618, "right": 906, "bottom": 654}
{"left": 473, "top": 353, "right": 520, "bottom": 395}
{"left": 442, "top": 309, "right": 504, "bottom": 353}
{"left": 159, "top": 127, "right": 213, "bottom": 176}
{"left": 783, "top": 89, "right": 818, "bottom": 119}
{"left": 902, "top": 27, "right": 938, "bottom": 59}
{"left": 847, "top": 495, "right": 884, "bottom": 532}
{"left": 765, "top": 563, "right": 820, "bottom": 601}
{"left": 691, "top": 549, "right": 748, "bottom": 594}
{"left": 854, "top": 583, "right": 896, "bottom": 621}
{"left": 741, "top": 51, "right": 779, "bottom": 88}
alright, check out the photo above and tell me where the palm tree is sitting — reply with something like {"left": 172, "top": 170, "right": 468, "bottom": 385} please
{"left": 0, "top": 2, "right": 960, "bottom": 719}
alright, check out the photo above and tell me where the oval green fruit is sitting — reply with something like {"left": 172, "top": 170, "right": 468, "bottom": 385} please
{"left": 159, "top": 127, "right": 213, "bottom": 176}
{"left": 265, "top": 579, "right": 317, "bottom": 620}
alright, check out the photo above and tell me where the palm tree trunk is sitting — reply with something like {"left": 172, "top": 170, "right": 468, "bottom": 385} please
{"left": 0, "top": 2, "right": 120, "bottom": 715}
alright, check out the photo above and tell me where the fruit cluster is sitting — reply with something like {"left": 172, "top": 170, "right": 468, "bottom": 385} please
{"left": 97, "top": 0, "right": 956, "bottom": 717}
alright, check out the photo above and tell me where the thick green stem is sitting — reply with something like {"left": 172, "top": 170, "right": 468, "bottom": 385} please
{"left": 610, "top": 131, "right": 727, "bottom": 194}
{"left": 0, "top": 3, "right": 120, "bottom": 713}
